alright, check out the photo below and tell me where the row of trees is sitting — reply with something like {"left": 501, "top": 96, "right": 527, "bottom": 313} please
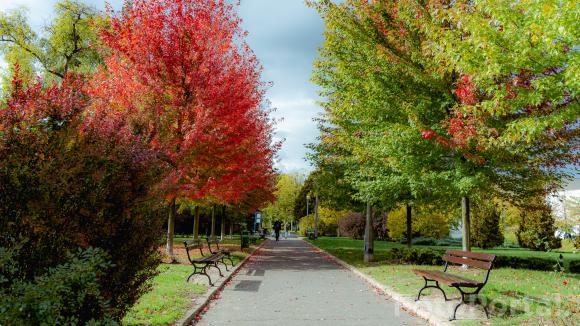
{"left": 306, "top": 0, "right": 577, "bottom": 258}
{"left": 0, "top": 0, "right": 277, "bottom": 323}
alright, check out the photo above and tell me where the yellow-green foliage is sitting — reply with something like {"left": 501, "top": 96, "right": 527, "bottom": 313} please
{"left": 298, "top": 207, "right": 347, "bottom": 236}
{"left": 387, "top": 205, "right": 451, "bottom": 240}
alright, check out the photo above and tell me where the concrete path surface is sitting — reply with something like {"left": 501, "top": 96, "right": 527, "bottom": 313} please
{"left": 194, "top": 238, "right": 426, "bottom": 326}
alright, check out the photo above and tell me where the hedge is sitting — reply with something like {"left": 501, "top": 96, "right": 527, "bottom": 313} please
{"left": 382, "top": 247, "right": 579, "bottom": 273}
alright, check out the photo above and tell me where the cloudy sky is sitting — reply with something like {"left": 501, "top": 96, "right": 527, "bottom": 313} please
{"left": 0, "top": 0, "right": 324, "bottom": 173}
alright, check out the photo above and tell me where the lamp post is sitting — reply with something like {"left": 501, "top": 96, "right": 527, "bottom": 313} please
{"left": 314, "top": 192, "right": 319, "bottom": 239}
{"left": 306, "top": 194, "right": 310, "bottom": 216}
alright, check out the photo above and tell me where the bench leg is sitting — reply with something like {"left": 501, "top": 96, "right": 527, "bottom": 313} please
{"left": 210, "top": 262, "right": 224, "bottom": 277}
{"left": 416, "top": 277, "right": 448, "bottom": 301}
{"left": 450, "top": 292, "right": 465, "bottom": 321}
{"left": 219, "top": 259, "right": 229, "bottom": 271}
{"left": 188, "top": 264, "right": 214, "bottom": 287}
{"left": 228, "top": 255, "right": 235, "bottom": 267}
{"left": 450, "top": 286, "right": 488, "bottom": 321}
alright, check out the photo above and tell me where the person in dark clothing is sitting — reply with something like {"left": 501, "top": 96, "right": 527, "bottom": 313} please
{"left": 273, "top": 220, "right": 282, "bottom": 241}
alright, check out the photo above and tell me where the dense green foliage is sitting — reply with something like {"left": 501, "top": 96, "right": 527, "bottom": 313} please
{"left": 0, "top": 0, "right": 102, "bottom": 83}
{"left": 308, "top": 0, "right": 578, "bottom": 251}
{"left": 0, "top": 248, "right": 115, "bottom": 325}
{"left": 517, "top": 204, "right": 561, "bottom": 251}
{"left": 471, "top": 200, "right": 504, "bottom": 249}
{"left": 264, "top": 174, "right": 302, "bottom": 225}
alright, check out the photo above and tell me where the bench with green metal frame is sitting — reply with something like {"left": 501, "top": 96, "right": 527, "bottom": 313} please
{"left": 413, "top": 249, "right": 496, "bottom": 321}
{"left": 183, "top": 240, "right": 224, "bottom": 286}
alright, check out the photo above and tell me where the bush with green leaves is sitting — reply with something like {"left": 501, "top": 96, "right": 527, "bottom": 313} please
{"left": 516, "top": 205, "right": 561, "bottom": 251}
{"left": 0, "top": 246, "right": 116, "bottom": 325}
{"left": 471, "top": 200, "right": 504, "bottom": 249}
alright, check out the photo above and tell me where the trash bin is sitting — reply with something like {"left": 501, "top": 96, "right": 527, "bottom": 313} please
{"left": 241, "top": 231, "right": 249, "bottom": 248}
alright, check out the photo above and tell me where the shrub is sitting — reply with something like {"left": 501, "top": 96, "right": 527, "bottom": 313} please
{"left": 493, "top": 255, "right": 564, "bottom": 272}
{"left": 569, "top": 260, "right": 580, "bottom": 274}
{"left": 516, "top": 205, "right": 561, "bottom": 251}
{"left": 411, "top": 237, "right": 438, "bottom": 246}
{"left": 298, "top": 207, "right": 347, "bottom": 236}
{"left": 471, "top": 200, "right": 504, "bottom": 249}
{"left": 386, "top": 247, "right": 444, "bottom": 265}
{"left": 387, "top": 205, "right": 451, "bottom": 240}
{"left": 0, "top": 76, "right": 165, "bottom": 321}
{"left": 0, "top": 246, "right": 115, "bottom": 325}
{"left": 338, "top": 211, "right": 386, "bottom": 240}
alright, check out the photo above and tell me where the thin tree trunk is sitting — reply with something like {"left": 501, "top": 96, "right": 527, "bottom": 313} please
{"left": 210, "top": 205, "right": 216, "bottom": 238}
{"left": 193, "top": 206, "right": 200, "bottom": 241}
{"left": 462, "top": 196, "right": 471, "bottom": 252}
{"left": 406, "top": 204, "right": 412, "bottom": 248}
{"left": 166, "top": 198, "right": 176, "bottom": 257}
{"left": 220, "top": 206, "right": 226, "bottom": 241}
{"left": 229, "top": 220, "right": 233, "bottom": 239}
{"left": 364, "top": 202, "right": 374, "bottom": 263}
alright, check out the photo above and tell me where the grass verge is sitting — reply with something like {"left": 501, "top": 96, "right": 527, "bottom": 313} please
{"left": 124, "top": 240, "right": 261, "bottom": 325}
{"left": 308, "top": 237, "right": 579, "bottom": 325}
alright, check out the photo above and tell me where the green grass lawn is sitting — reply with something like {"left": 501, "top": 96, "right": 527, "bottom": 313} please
{"left": 124, "top": 240, "right": 259, "bottom": 325}
{"left": 123, "top": 264, "right": 207, "bottom": 326}
{"left": 308, "top": 237, "right": 580, "bottom": 325}
{"left": 310, "top": 237, "right": 579, "bottom": 266}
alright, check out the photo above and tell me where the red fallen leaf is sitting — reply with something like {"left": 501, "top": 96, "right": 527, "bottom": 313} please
{"left": 563, "top": 280, "right": 568, "bottom": 286}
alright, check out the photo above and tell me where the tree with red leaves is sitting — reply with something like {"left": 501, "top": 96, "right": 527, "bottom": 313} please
{"left": 88, "top": 0, "right": 277, "bottom": 256}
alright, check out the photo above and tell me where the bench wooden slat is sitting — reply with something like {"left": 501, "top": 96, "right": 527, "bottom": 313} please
{"left": 413, "top": 269, "right": 483, "bottom": 287}
{"left": 446, "top": 249, "right": 495, "bottom": 262}
{"left": 443, "top": 255, "right": 493, "bottom": 270}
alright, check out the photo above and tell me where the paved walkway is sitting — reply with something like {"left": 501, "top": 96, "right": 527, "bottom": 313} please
{"left": 195, "top": 238, "right": 426, "bottom": 326}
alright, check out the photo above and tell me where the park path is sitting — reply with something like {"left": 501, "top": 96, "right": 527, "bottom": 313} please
{"left": 194, "top": 238, "right": 426, "bottom": 326}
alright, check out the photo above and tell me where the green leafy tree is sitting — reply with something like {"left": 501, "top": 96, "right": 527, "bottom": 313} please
{"left": 517, "top": 201, "right": 561, "bottom": 251}
{"left": 0, "top": 0, "right": 102, "bottom": 83}
{"left": 265, "top": 174, "right": 302, "bottom": 226}
{"left": 309, "top": 0, "right": 577, "bottom": 252}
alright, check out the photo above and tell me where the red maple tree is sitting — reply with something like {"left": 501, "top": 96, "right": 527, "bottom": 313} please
{"left": 86, "top": 0, "right": 277, "bottom": 255}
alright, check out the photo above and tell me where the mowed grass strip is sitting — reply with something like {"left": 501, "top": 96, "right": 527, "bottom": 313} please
{"left": 308, "top": 237, "right": 580, "bottom": 325}
{"left": 124, "top": 241, "right": 256, "bottom": 325}
{"left": 310, "top": 237, "right": 580, "bottom": 265}
{"left": 123, "top": 264, "right": 207, "bottom": 326}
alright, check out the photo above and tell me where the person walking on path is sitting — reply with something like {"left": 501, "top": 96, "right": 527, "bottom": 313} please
{"left": 273, "top": 220, "right": 282, "bottom": 241}
{"left": 284, "top": 222, "right": 289, "bottom": 239}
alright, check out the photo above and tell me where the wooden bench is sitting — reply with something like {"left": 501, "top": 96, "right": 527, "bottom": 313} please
{"left": 413, "top": 249, "right": 496, "bottom": 321}
{"left": 206, "top": 237, "right": 235, "bottom": 268}
{"left": 183, "top": 240, "right": 225, "bottom": 286}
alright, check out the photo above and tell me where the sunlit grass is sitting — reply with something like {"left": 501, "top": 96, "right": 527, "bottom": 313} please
{"left": 308, "top": 237, "right": 580, "bottom": 325}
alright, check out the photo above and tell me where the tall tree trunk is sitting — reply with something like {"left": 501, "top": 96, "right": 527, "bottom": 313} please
{"left": 364, "top": 202, "right": 374, "bottom": 263}
{"left": 406, "top": 204, "right": 412, "bottom": 248}
{"left": 229, "top": 220, "right": 233, "bottom": 239}
{"left": 314, "top": 193, "right": 319, "bottom": 239}
{"left": 462, "top": 196, "right": 471, "bottom": 251}
{"left": 220, "top": 206, "right": 226, "bottom": 241}
{"left": 166, "top": 198, "right": 176, "bottom": 257}
{"left": 193, "top": 206, "right": 200, "bottom": 241}
{"left": 210, "top": 205, "right": 216, "bottom": 238}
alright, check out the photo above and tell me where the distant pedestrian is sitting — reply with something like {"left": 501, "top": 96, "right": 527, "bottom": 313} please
{"left": 273, "top": 220, "right": 282, "bottom": 241}
{"left": 284, "top": 223, "right": 289, "bottom": 239}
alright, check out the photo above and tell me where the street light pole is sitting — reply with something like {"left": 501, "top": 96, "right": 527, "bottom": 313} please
{"left": 306, "top": 194, "right": 310, "bottom": 216}
{"left": 314, "top": 192, "right": 319, "bottom": 239}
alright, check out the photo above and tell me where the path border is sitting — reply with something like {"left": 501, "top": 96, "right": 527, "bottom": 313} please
{"left": 177, "top": 240, "right": 268, "bottom": 326}
{"left": 303, "top": 239, "right": 453, "bottom": 326}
